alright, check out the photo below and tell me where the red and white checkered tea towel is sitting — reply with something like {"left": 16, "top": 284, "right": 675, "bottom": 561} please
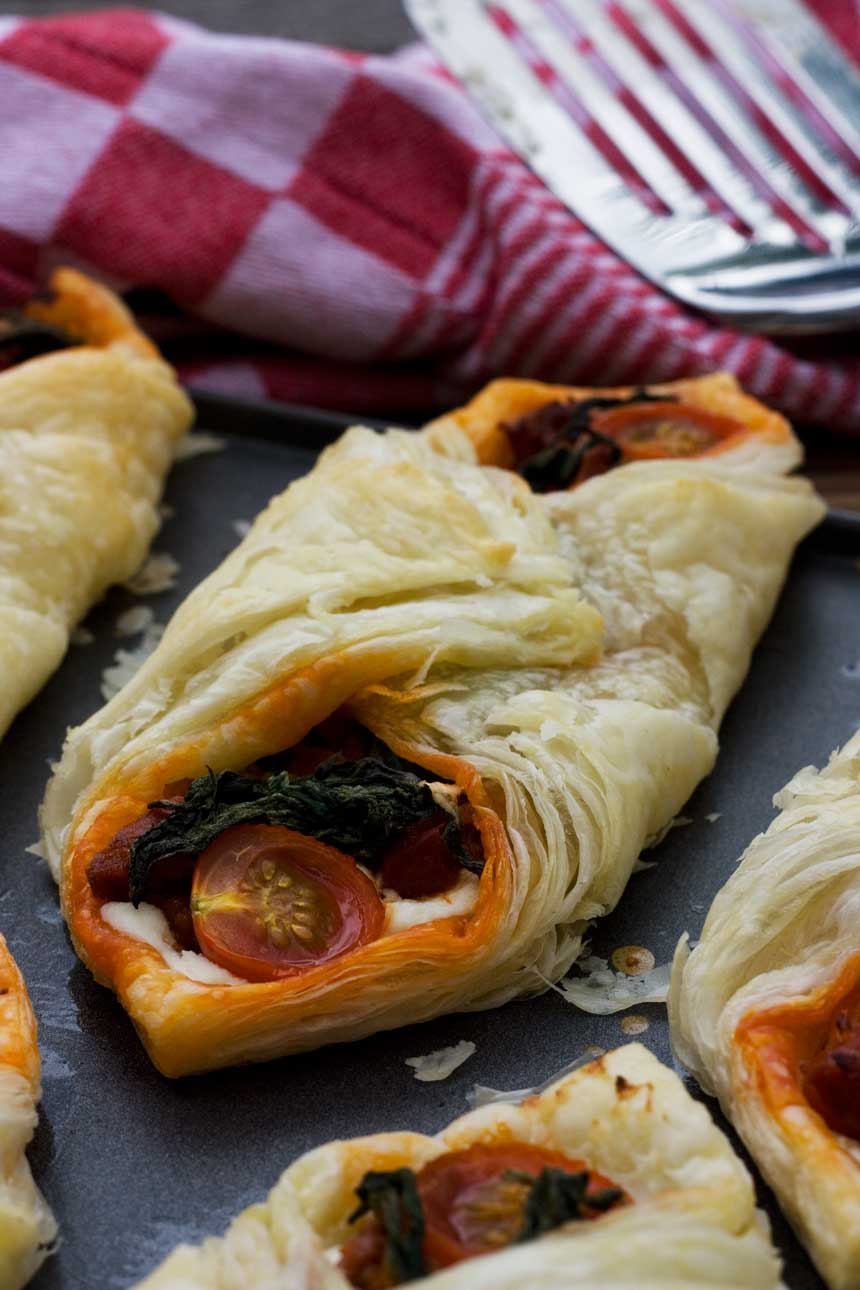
{"left": 0, "top": 4, "right": 857, "bottom": 427}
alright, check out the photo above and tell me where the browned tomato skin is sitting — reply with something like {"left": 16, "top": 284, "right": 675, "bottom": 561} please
{"left": 380, "top": 810, "right": 462, "bottom": 899}
{"left": 86, "top": 798, "right": 191, "bottom": 902}
{"left": 340, "top": 1143, "right": 628, "bottom": 1287}
{"left": 86, "top": 808, "right": 171, "bottom": 901}
{"left": 340, "top": 1222, "right": 394, "bottom": 1290}
{"left": 190, "top": 823, "right": 385, "bottom": 982}
{"left": 804, "top": 1012, "right": 860, "bottom": 1140}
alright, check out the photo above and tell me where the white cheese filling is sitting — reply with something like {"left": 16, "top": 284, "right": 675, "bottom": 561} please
{"left": 383, "top": 870, "right": 480, "bottom": 933}
{"left": 100, "top": 902, "right": 242, "bottom": 986}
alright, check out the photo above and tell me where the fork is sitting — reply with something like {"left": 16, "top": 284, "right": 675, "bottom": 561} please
{"left": 404, "top": 0, "right": 860, "bottom": 333}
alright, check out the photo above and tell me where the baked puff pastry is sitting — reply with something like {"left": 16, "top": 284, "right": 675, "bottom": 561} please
{"left": 0, "top": 935, "right": 57, "bottom": 1289}
{"left": 133, "top": 1044, "right": 783, "bottom": 1289}
{"left": 40, "top": 375, "right": 823, "bottom": 1076}
{"left": 671, "top": 734, "right": 860, "bottom": 1290}
{"left": 0, "top": 268, "right": 192, "bottom": 739}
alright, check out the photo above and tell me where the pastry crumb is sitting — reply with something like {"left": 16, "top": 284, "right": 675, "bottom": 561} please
{"left": 101, "top": 622, "right": 164, "bottom": 701}
{"left": 611, "top": 946, "right": 656, "bottom": 976}
{"left": 114, "top": 605, "right": 155, "bottom": 638}
{"left": 173, "top": 432, "right": 225, "bottom": 461}
{"left": 551, "top": 954, "right": 670, "bottom": 1014}
{"left": 406, "top": 1040, "right": 476, "bottom": 1083}
{"left": 123, "top": 553, "right": 180, "bottom": 596}
{"left": 620, "top": 1015, "right": 649, "bottom": 1036}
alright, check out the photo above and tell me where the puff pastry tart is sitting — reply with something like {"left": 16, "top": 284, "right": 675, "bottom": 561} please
{"left": 40, "top": 373, "right": 823, "bottom": 1076}
{"left": 0, "top": 268, "right": 192, "bottom": 740}
{"left": 671, "top": 734, "right": 860, "bottom": 1290}
{"left": 0, "top": 936, "right": 57, "bottom": 1289}
{"left": 133, "top": 1044, "right": 782, "bottom": 1289}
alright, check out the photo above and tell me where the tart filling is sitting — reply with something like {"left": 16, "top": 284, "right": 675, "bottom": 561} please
{"left": 340, "top": 1142, "right": 628, "bottom": 1288}
{"left": 86, "top": 711, "right": 486, "bottom": 983}
{"left": 736, "top": 954, "right": 860, "bottom": 1147}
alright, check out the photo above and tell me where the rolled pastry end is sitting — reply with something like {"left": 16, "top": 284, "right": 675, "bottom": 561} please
{"left": 132, "top": 1044, "right": 783, "bottom": 1289}
{"left": 63, "top": 689, "right": 513, "bottom": 1078}
{"left": 731, "top": 955, "right": 860, "bottom": 1290}
{"left": 671, "top": 734, "right": 860, "bottom": 1290}
{"left": 0, "top": 937, "right": 58, "bottom": 1289}
{"left": 25, "top": 266, "right": 158, "bottom": 359}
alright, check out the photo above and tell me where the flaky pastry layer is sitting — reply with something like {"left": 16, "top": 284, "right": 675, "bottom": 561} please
{"left": 41, "top": 377, "right": 823, "bottom": 1075}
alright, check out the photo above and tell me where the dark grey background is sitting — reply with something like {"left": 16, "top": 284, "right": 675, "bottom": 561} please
{"left": 2, "top": 393, "right": 857, "bottom": 1288}
{"left": 8, "top": 0, "right": 417, "bottom": 50}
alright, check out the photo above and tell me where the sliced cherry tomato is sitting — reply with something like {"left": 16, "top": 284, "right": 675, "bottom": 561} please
{"left": 418, "top": 1144, "right": 625, "bottom": 1267}
{"left": 592, "top": 402, "right": 743, "bottom": 459}
{"left": 804, "top": 1001, "right": 860, "bottom": 1139}
{"left": 190, "top": 823, "right": 385, "bottom": 981}
{"left": 340, "top": 1143, "right": 627, "bottom": 1286}
{"left": 380, "top": 809, "right": 462, "bottom": 900}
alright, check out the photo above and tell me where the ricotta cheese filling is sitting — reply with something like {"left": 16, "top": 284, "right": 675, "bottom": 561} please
{"left": 383, "top": 871, "right": 480, "bottom": 933}
{"left": 101, "top": 902, "right": 242, "bottom": 986}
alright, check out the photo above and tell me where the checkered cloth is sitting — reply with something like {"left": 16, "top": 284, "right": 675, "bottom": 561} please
{"left": 0, "top": 5, "right": 857, "bottom": 427}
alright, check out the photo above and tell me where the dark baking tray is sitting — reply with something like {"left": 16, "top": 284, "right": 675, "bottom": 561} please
{"left": 3, "top": 391, "right": 859, "bottom": 1289}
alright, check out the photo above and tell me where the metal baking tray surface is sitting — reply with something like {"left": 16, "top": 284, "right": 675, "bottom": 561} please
{"left": 3, "top": 391, "right": 858, "bottom": 1289}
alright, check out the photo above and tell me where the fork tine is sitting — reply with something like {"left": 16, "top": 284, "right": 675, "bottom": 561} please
{"left": 621, "top": 0, "right": 854, "bottom": 248}
{"left": 504, "top": 0, "right": 708, "bottom": 217}
{"left": 731, "top": 0, "right": 860, "bottom": 164}
{"left": 676, "top": 0, "right": 860, "bottom": 223}
{"left": 406, "top": 0, "right": 744, "bottom": 277}
{"left": 563, "top": 0, "right": 796, "bottom": 245}
{"left": 407, "top": 0, "right": 860, "bottom": 333}
{"left": 761, "top": 0, "right": 860, "bottom": 156}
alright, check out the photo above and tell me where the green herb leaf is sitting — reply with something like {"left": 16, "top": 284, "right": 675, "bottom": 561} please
{"left": 349, "top": 1168, "right": 426, "bottom": 1283}
{"left": 515, "top": 1168, "right": 624, "bottom": 1241}
{"left": 129, "top": 757, "right": 482, "bottom": 904}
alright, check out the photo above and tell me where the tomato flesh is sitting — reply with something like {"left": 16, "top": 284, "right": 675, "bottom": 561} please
{"left": 87, "top": 808, "right": 170, "bottom": 902}
{"left": 592, "top": 402, "right": 742, "bottom": 459}
{"left": 380, "top": 809, "right": 462, "bottom": 899}
{"left": 804, "top": 996, "right": 860, "bottom": 1139}
{"left": 340, "top": 1143, "right": 627, "bottom": 1287}
{"left": 190, "top": 823, "right": 385, "bottom": 981}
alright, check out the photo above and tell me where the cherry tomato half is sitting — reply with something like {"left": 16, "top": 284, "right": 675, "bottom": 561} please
{"left": 190, "top": 823, "right": 385, "bottom": 981}
{"left": 418, "top": 1144, "right": 625, "bottom": 1267}
{"left": 592, "top": 402, "right": 743, "bottom": 460}
{"left": 340, "top": 1143, "right": 627, "bottom": 1286}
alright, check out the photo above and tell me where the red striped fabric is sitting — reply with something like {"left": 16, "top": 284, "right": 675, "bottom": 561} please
{"left": 0, "top": 4, "right": 857, "bottom": 428}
